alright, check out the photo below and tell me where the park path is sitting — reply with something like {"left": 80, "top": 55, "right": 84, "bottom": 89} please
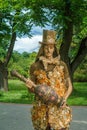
{"left": 0, "top": 103, "right": 87, "bottom": 130}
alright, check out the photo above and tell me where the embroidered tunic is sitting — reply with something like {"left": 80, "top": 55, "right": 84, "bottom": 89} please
{"left": 30, "top": 57, "right": 72, "bottom": 130}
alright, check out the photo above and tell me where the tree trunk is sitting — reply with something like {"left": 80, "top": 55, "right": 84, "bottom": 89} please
{"left": 0, "top": 71, "right": 4, "bottom": 90}
{"left": 0, "top": 62, "right": 8, "bottom": 91}
{"left": 0, "top": 31, "right": 16, "bottom": 91}
{"left": 59, "top": 0, "right": 73, "bottom": 80}
{"left": 71, "top": 37, "right": 87, "bottom": 74}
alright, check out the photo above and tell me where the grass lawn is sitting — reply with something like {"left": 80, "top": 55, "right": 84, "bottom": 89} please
{"left": 0, "top": 80, "right": 35, "bottom": 104}
{"left": 68, "top": 82, "right": 87, "bottom": 105}
{"left": 0, "top": 80, "right": 87, "bottom": 105}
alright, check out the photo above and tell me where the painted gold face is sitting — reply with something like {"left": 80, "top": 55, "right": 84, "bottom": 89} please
{"left": 44, "top": 44, "right": 54, "bottom": 58}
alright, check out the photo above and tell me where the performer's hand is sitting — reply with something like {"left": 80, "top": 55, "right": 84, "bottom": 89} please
{"left": 26, "top": 78, "right": 36, "bottom": 89}
{"left": 60, "top": 98, "right": 67, "bottom": 107}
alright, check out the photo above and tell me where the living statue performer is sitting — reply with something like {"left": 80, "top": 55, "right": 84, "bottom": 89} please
{"left": 26, "top": 30, "right": 73, "bottom": 130}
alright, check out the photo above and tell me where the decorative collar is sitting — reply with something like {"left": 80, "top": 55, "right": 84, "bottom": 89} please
{"left": 39, "top": 56, "right": 60, "bottom": 70}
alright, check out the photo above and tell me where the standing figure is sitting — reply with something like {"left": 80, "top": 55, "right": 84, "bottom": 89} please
{"left": 26, "top": 30, "right": 73, "bottom": 130}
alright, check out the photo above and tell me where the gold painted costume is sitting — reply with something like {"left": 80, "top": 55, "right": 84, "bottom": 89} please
{"left": 30, "top": 57, "right": 72, "bottom": 130}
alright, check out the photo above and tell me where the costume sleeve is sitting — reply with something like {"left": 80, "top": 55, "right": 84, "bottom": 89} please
{"left": 60, "top": 61, "right": 71, "bottom": 89}
{"left": 62, "top": 61, "right": 70, "bottom": 79}
{"left": 29, "top": 63, "right": 37, "bottom": 83}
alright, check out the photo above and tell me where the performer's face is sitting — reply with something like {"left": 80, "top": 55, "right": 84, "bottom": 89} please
{"left": 44, "top": 44, "right": 54, "bottom": 58}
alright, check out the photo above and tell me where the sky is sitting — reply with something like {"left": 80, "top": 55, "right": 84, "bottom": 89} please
{"left": 14, "top": 35, "right": 42, "bottom": 53}
{"left": 14, "top": 26, "right": 52, "bottom": 53}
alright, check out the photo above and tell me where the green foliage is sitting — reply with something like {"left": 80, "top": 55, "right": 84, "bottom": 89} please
{"left": 73, "top": 56, "right": 87, "bottom": 81}
{"left": 23, "top": 0, "right": 87, "bottom": 64}
{"left": 8, "top": 51, "right": 37, "bottom": 78}
{"left": 29, "top": 0, "right": 87, "bottom": 35}
{"left": 0, "top": 0, "right": 38, "bottom": 62}
{"left": 0, "top": 0, "right": 33, "bottom": 37}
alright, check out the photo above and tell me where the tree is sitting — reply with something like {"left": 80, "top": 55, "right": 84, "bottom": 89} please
{"left": 0, "top": 0, "right": 48, "bottom": 91}
{"left": 0, "top": 1, "right": 23, "bottom": 90}
{"left": 25, "top": 0, "right": 87, "bottom": 79}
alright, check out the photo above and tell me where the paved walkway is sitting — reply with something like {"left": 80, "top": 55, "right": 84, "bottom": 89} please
{"left": 0, "top": 103, "right": 87, "bottom": 130}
